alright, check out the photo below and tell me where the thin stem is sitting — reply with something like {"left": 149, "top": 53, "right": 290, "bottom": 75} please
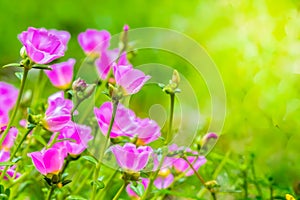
{"left": 91, "top": 100, "right": 119, "bottom": 200}
{"left": 46, "top": 185, "right": 55, "bottom": 200}
{"left": 142, "top": 93, "right": 176, "bottom": 199}
{"left": 0, "top": 68, "right": 29, "bottom": 146}
{"left": 0, "top": 127, "right": 34, "bottom": 180}
{"left": 165, "top": 93, "right": 175, "bottom": 144}
{"left": 47, "top": 131, "right": 60, "bottom": 149}
{"left": 73, "top": 168, "right": 93, "bottom": 194}
{"left": 250, "top": 156, "right": 263, "bottom": 198}
{"left": 112, "top": 180, "right": 127, "bottom": 200}
{"left": 183, "top": 156, "right": 217, "bottom": 200}
{"left": 96, "top": 169, "right": 119, "bottom": 199}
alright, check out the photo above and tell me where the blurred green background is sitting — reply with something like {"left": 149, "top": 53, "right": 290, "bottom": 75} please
{"left": 1, "top": 0, "right": 300, "bottom": 198}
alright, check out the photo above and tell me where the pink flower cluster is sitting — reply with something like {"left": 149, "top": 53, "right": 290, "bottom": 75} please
{"left": 94, "top": 102, "right": 161, "bottom": 144}
{"left": 28, "top": 91, "right": 93, "bottom": 176}
{"left": 0, "top": 82, "right": 20, "bottom": 180}
{"left": 78, "top": 26, "right": 150, "bottom": 95}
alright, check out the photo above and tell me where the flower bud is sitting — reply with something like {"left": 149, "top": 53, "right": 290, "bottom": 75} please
{"left": 20, "top": 46, "right": 27, "bottom": 59}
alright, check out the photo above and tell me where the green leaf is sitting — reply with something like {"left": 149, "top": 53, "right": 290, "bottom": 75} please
{"left": 15, "top": 72, "right": 23, "bottom": 80}
{"left": 1, "top": 63, "right": 20, "bottom": 68}
{"left": 32, "top": 64, "right": 52, "bottom": 70}
{"left": 12, "top": 156, "right": 22, "bottom": 163}
{"left": 33, "top": 134, "right": 47, "bottom": 146}
{"left": 0, "top": 193, "right": 8, "bottom": 199}
{"left": 130, "top": 182, "right": 145, "bottom": 197}
{"left": 0, "top": 162, "right": 14, "bottom": 167}
{"left": 81, "top": 155, "right": 98, "bottom": 165}
{"left": 91, "top": 180, "right": 105, "bottom": 190}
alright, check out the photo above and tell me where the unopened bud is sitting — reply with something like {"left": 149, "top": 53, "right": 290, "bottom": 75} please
{"left": 171, "top": 69, "right": 180, "bottom": 87}
{"left": 20, "top": 46, "right": 27, "bottom": 59}
{"left": 72, "top": 78, "right": 88, "bottom": 92}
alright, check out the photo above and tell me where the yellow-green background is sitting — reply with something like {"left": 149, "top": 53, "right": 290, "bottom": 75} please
{"left": 1, "top": 0, "right": 300, "bottom": 198}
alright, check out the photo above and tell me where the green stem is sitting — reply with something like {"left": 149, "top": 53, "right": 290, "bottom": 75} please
{"left": 0, "top": 127, "right": 34, "bottom": 180}
{"left": 112, "top": 180, "right": 127, "bottom": 200}
{"left": 46, "top": 185, "right": 55, "bottom": 200}
{"left": 142, "top": 93, "right": 176, "bottom": 199}
{"left": 250, "top": 156, "right": 263, "bottom": 198}
{"left": 73, "top": 168, "right": 93, "bottom": 194}
{"left": 0, "top": 68, "right": 29, "bottom": 146}
{"left": 165, "top": 93, "right": 175, "bottom": 145}
{"left": 91, "top": 100, "right": 119, "bottom": 200}
{"left": 32, "top": 69, "right": 44, "bottom": 106}
{"left": 183, "top": 156, "right": 217, "bottom": 200}
{"left": 96, "top": 169, "right": 119, "bottom": 199}
{"left": 47, "top": 131, "right": 60, "bottom": 149}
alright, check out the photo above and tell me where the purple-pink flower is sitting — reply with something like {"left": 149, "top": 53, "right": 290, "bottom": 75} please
{"left": 172, "top": 153, "right": 207, "bottom": 176}
{"left": 95, "top": 50, "right": 130, "bottom": 80}
{"left": 27, "top": 147, "right": 65, "bottom": 175}
{"left": 78, "top": 29, "right": 111, "bottom": 55}
{"left": 126, "top": 178, "right": 149, "bottom": 198}
{"left": 94, "top": 102, "right": 138, "bottom": 138}
{"left": 94, "top": 102, "right": 161, "bottom": 143}
{"left": 42, "top": 91, "right": 73, "bottom": 132}
{"left": 111, "top": 143, "right": 153, "bottom": 172}
{"left": 135, "top": 118, "right": 161, "bottom": 145}
{"left": 0, "top": 82, "right": 18, "bottom": 126}
{"left": 51, "top": 123, "right": 93, "bottom": 156}
{"left": 0, "top": 126, "right": 18, "bottom": 151}
{"left": 45, "top": 58, "right": 75, "bottom": 89}
{"left": 0, "top": 150, "right": 20, "bottom": 180}
{"left": 113, "top": 63, "right": 151, "bottom": 95}
{"left": 18, "top": 27, "right": 69, "bottom": 64}
{"left": 154, "top": 168, "right": 174, "bottom": 189}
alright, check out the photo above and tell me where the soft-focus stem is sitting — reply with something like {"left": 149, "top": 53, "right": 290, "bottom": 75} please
{"left": 0, "top": 127, "right": 34, "bottom": 180}
{"left": 32, "top": 69, "right": 45, "bottom": 106}
{"left": 0, "top": 68, "right": 29, "bottom": 146}
{"left": 112, "top": 180, "right": 127, "bottom": 200}
{"left": 47, "top": 132, "right": 60, "bottom": 149}
{"left": 91, "top": 100, "right": 119, "bottom": 200}
{"left": 96, "top": 169, "right": 119, "bottom": 199}
{"left": 46, "top": 185, "right": 55, "bottom": 200}
{"left": 183, "top": 156, "right": 217, "bottom": 200}
{"left": 165, "top": 93, "right": 175, "bottom": 144}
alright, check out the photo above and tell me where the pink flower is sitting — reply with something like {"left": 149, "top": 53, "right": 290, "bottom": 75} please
{"left": 43, "top": 91, "right": 73, "bottom": 132}
{"left": 0, "top": 150, "right": 21, "bottom": 180}
{"left": 113, "top": 63, "right": 151, "bottom": 95}
{"left": 78, "top": 29, "right": 111, "bottom": 55}
{"left": 94, "top": 102, "right": 138, "bottom": 138}
{"left": 111, "top": 143, "right": 153, "bottom": 172}
{"left": 18, "top": 27, "right": 69, "bottom": 64}
{"left": 27, "top": 147, "right": 65, "bottom": 175}
{"left": 135, "top": 118, "right": 161, "bottom": 145}
{"left": 154, "top": 168, "right": 174, "bottom": 189}
{"left": 126, "top": 178, "right": 149, "bottom": 198}
{"left": 51, "top": 123, "right": 93, "bottom": 156}
{"left": 0, "top": 82, "right": 19, "bottom": 112}
{"left": 45, "top": 58, "right": 75, "bottom": 89}
{"left": 48, "top": 29, "right": 71, "bottom": 48}
{"left": 0, "top": 150, "right": 10, "bottom": 162}
{"left": 170, "top": 144, "right": 207, "bottom": 176}
{"left": 95, "top": 49, "right": 130, "bottom": 80}
{"left": 0, "top": 126, "right": 18, "bottom": 150}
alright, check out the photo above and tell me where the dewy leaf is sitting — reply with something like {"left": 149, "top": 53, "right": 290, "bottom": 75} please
{"left": 81, "top": 155, "right": 98, "bottom": 165}
{"left": 1, "top": 63, "right": 20, "bottom": 68}
{"left": 66, "top": 195, "right": 87, "bottom": 200}
{"left": 130, "top": 182, "right": 145, "bottom": 197}
{"left": 15, "top": 72, "right": 23, "bottom": 80}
